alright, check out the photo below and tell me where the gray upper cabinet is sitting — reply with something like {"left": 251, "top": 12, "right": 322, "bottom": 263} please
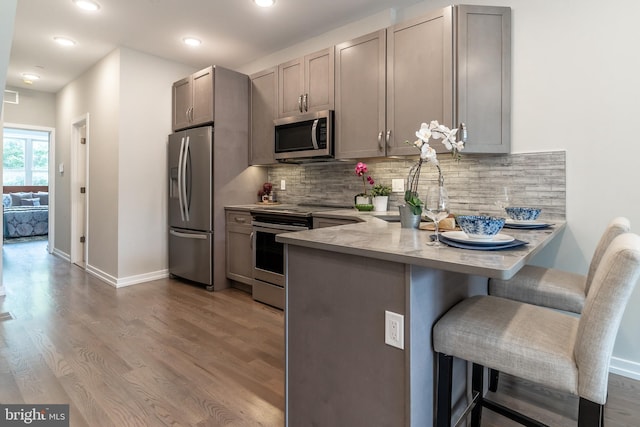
{"left": 335, "top": 30, "right": 387, "bottom": 159}
{"left": 335, "top": 5, "right": 511, "bottom": 158}
{"left": 250, "top": 67, "right": 278, "bottom": 165}
{"left": 172, "top": 66, "right": 214, "bottom": 131}
{"left": 386, "top": 8, "right": 453, "bottom": 156}
{"left": 455, "top": 5, "right": 511, "bottom": 153}
{"left": 278, "top": 47, "right": 335, "bottom": 118}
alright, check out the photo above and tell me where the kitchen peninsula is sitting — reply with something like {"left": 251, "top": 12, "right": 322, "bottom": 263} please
{"left": 277, "top": 215, "right": 565, "bottom": 426}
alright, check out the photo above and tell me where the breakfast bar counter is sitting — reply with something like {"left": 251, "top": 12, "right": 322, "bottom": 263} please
{"left": 277, "top": 218, "right": 565, "bottom": 427}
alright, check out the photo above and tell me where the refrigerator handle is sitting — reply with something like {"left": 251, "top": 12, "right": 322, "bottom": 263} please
{"left": 170, "top": 229, "right": 208, "bottom": 240}
{"left": 182, "top": 135, "right": 191, "bottom": 222}
{"left": 177, "top": 136, "right": 186, "bottom": 222}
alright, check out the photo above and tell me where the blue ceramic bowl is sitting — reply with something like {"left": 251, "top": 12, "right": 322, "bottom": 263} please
{"left": 505, "top": 207, "right": 541, "bottom": 221}
{"left": 456, "top": 215, "right": 506, "bottom": 240}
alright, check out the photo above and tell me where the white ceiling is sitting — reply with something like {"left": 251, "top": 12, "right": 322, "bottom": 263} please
{"left": 7, "top": 0, "right": 422, "bottom": 93}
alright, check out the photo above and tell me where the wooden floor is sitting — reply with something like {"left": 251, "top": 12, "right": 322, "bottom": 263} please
{"left": 1, "top": 240, "right": 639, "bottom": 426}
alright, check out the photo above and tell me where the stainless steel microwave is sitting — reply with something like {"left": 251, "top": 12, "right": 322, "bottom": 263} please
{"left": 274, "top": 110, "right": 334, "bottom": 161}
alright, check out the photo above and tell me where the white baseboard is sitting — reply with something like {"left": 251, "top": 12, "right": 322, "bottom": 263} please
{"left": 86, "top": 264, "right": 169, "bottom": 288}
{"left": 52, "top": 248, "right": 70, "bottom": 262}
{"left": 610, "top": 356, "right": 640, "bottom": 381}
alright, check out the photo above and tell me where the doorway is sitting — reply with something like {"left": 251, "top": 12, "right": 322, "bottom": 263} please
{"left": 70, "top": 114, "right": 88, "bottom": 269}
{"left": 1, "top": 123, "right": 55, "bottom": 252}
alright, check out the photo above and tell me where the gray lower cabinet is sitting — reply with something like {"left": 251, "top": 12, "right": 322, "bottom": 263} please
{"left": 225, "top": 209, "right": 254, "bottom": 287}
{"left": 335, "top": 5, "right": 511, "bottom": 159}
{"left": 250, "top": 67, "right": 278, "bottom": 165}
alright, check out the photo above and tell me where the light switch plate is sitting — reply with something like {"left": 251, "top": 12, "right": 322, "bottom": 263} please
{"left": 392, "top": 179, "right": 404, "bottom": 193}
{"left": 385, "top": 310, "right": 404, "bottom": 349}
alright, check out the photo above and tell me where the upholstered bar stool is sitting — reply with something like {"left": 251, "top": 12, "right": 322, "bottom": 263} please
{"left": 433, "top": 233, "right": 640, "bottom": 427}
{"left": 487, "top": 217, "right": 630, "bottom": 392}
{"left": 490, "top": 217, "right": 631, "bottom": 314}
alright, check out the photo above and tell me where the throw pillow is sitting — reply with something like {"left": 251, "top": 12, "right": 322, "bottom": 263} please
{"left": 21, "top": 198, "right": 41, "bottom": 206}
{"left": 2, "top": 194, "right": 11, "bottom": 207}
{"left": 10, "top": 192, "right": 33, "bottom": 206}
{"left": 36, "top": 191, "right": 49, "bottom": 206}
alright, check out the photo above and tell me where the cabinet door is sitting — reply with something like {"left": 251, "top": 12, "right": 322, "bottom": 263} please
{"left": 172, "top": 76, "right": 192, "bottom": 131}
{"left": 278, "top": 58, "right": 304, "bottom": 117}
{"left": 226, "top": 210, "right": 254, "bottom": 285}
{"left": 456, "top": 5, "right": 511, "bottom": 153}
{"left": 191, "top": 66, "right": 214, "bottom": 127}
{"left": 250, "top": 67, "right": 278, "bottom": 165}
{"left": 387, "top": 7, "right": 453, "bottom": 156}
{"left": 335, "top": 30, "right": 387, "bottom": 159}
{"left": 304, "top": 47, "right": 334, "bottom": 113}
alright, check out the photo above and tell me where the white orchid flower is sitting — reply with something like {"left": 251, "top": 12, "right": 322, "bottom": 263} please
{"left": 416, "top": 123, "right": 432, "bottom": 143}
{"left": 452, "top": 139, "right": 465, "bottom": 152}
{"left": 420, "top": 144, "right": 439, "bottom": 164}
{"left": 428, "top": 120, "right": 440, "bottom": 130}
{"left": 440, "top": 128, "right": 459, "bottom": 150}
{"left": 413, "top": 139, "right": 424, "bottom": 149}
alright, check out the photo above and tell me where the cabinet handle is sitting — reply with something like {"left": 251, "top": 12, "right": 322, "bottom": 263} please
{"left": 303, "top": 93, "right": 308, "bottom": 111}
{"left": 185, "top": 107, "right": 190, "bottom": 123}
{"left": 298, "top": 95, "right": 303, "bottom": 113}
{"left": 386, "top": 130, "right": 392, "bottom": 148}
{"left": 458, "top": 122, "right": 468, "bottom": 142}
{"left": 235, "top": 217, "right": 247, "bottom": 223}
{"left": 378, "top": 132, "right": 384, "bottom": 151}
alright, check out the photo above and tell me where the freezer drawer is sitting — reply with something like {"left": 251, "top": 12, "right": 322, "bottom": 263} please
{"left": 169, "top": 228, "right": 212, "bottom": 286}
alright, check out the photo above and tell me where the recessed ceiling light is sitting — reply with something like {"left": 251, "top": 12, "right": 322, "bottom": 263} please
{"left": 254, "top": 0, "right": 275, "bottom": 7}
{"left": 73, "top": 0, "right": 100, "bottom": 11}
{"left": 183, "top": 37, "right": 202, "bottom": 47}
{"left": 22, "top": 73, "right": 40, "bottom": 84}
{"left": 53, "top": 36, "right": 76, "bottom": 46}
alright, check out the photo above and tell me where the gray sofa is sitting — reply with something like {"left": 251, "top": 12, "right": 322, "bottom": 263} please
{"left": 2, "top": 192, "right": 49, "bottom": 239}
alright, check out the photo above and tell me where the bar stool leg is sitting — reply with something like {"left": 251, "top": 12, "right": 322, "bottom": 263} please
{"left": 436, "top": 353, "right": 453, "bottom": 427}
{"left": 488, "top": 368, "right": 499, "bottom": 392}
{"left": 471, "top": 363, "right": 484, "bottom": 427}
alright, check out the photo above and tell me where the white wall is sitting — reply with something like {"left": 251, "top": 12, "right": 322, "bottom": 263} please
{"left": 3, "top": 86, "right": 56, "bottom": 127}
{"left": 118, "top": 47, "right": 195, "bottom": 280}
{"left": 56, "top": 50, "right": 121, "bottom": 274}
{"left": 0, "top": 0, "right": 18, "bottom": 297}
{"left": 240, "top": 0, "right": 640, "bottom": 377}
{"left": 56, "top": 48, "right": 195, "bottom": 284}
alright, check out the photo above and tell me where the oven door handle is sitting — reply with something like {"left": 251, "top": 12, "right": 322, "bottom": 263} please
{"left": 252, "top": 221, "right": 310, "bottom": 232}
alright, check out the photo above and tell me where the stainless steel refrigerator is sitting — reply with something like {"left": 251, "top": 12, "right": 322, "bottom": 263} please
{"left": 167, "top": 66, "right": 266, "bottom": 291}
{"left": 168, "top": 125, "right": 214, "bottom": 288}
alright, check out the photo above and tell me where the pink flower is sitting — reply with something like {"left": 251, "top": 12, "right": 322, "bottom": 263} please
{"left": 367, "top": 176, "right": 374, "bottom": 185}
{"left": 354, "top": 162, "right": 368, "bottom": 176}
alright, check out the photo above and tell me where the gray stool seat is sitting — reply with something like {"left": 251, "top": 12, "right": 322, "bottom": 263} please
{"left": 434, "top": 295, "right": 580, "bottom": 395}
{"left": 489, "top": 217, "right": 630, "bottom": 314}
{"left": 433, "top": 232, "right": 640, "bottom": 427}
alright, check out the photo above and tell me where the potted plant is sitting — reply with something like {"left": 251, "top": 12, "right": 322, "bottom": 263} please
{"left": 354, "top": 162, "right": 374, "bottom": 210}
{"left": 370, "top": 184, "right": 392, "bottom": 212}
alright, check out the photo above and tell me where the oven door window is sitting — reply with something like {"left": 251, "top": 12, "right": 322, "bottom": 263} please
{"left": 255, "top": 230, "right": 284, "bottom": 275}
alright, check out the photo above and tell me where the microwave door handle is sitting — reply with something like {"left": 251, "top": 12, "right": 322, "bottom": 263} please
{"left": 311, "top": 119, "right": 319, "bottom": 149}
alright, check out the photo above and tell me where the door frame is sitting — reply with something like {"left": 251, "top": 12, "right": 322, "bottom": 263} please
{"left": 2, "top": 122, "right": 56, "bottom": 254}
{"left": 70, "top": 114, "right": 89, "bottom": 267}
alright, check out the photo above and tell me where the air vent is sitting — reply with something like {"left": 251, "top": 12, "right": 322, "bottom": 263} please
{"left": 3, "top": 90, "right": 19, "bottom": 104}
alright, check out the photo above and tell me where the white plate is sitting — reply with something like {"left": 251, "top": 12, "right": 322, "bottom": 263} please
{"left": 505, "top": 219, "right": 544, "bottom": 226}
{"left": 441, "top": 231, "right": 515, "bottom": 245}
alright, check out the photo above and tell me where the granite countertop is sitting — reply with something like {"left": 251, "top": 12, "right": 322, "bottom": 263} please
{"left": 277, "top": 216, "right": 566, "bottom": 280}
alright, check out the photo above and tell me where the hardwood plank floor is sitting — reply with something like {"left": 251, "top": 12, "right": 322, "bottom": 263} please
{"left": 2, "top": 240, "right": 639, "bottom": 426}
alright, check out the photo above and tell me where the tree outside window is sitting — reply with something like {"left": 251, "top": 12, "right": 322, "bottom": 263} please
{"left": 3, "top": 128, "right": 49, "bottom": 186}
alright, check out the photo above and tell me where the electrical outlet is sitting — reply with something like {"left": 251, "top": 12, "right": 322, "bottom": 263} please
{"left": 392, "top": 179, "right": 405, "bottom": 193}
{"left": 385, "top": 310, "right": 404, "bottom": 349}
{"left": 280, "top": 180, "right": 286, "bottom": 190}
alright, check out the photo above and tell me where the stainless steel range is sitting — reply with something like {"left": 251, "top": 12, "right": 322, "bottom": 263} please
{"left": 250, "top": 205, "right": 340, "bottom": 309}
